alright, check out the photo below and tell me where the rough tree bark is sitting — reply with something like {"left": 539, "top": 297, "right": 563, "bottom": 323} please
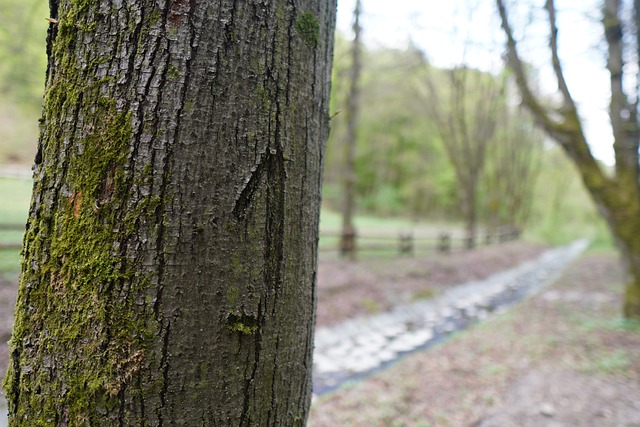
{"left": 497, "top": 0, "right": 640, "bottom": 318}
{"left": 3, "top": 0, "right": 336, "bottom": 425}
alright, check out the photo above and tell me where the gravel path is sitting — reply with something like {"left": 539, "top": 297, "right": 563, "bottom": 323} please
{"left": 312, "top": 239, "right": 589, "bottom": 395}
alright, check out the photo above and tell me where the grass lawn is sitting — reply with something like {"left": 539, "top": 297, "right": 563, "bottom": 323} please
{"left": 0, "top": 177, "right": 32, "bottom": 272}
{"left": 320, "top": 209, "right": 462, "bottom": 236}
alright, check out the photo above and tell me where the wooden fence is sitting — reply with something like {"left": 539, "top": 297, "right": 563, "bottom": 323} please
{"left": 319, "top": 226, "right": 521, "bottom": 257}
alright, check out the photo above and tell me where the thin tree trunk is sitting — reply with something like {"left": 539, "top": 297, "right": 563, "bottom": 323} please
{"left": 420, "top": 65, "right": 501, "bottom": 249}
{"left": 340, "top": 0, "right": 361, "bottom": 259}
{"left": 3, "top": 1, "right": 336, "bottom": 424}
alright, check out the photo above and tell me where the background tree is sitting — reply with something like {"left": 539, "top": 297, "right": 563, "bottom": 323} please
{"left": 482, "top": 104, "right": 542, "bottom": 232}
{"left": 340, "top": 0, "right": 362, "bottom": 258}
{"left": 324, "top": 40, "right": 457, "bottom": 219}
{"left": 497, "top": 0, "right": 640, "bottom": 318}
{"left": 420, "top": 65, "right": 503, "bottom": 247}
{"left": 2, "top": 0, "right": 336, "bottom": 424}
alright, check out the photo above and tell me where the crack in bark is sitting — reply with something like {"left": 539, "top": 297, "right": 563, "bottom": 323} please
{"left": 239, "top": 301, "right": 263, "bottom": 426}
{"left": 233, "top": 152, "right": 269, "bottom": 220}
{"left": 157, "top": 319, "right": 172, "bottom": 426}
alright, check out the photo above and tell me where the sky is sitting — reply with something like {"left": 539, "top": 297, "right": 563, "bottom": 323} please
{"left": 335, "top": 0, "right": 615, "bottom": 165}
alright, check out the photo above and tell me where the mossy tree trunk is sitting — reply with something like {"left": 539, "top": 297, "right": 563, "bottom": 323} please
{"left": 2, "top": 0, "right": 336, "bottom": 425}
{"left": 497, "top": 0, "right": 640, "bottom": 319}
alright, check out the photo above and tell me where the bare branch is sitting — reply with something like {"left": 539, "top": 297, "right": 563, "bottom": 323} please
{"left": 496, "top": 0, "right": 566, "bottom": 139}
{"left": 496, "top": 0, "right": 608, "bottom": 192}
{"left": 545, "top": 0, "right": 577, "bottom": 111}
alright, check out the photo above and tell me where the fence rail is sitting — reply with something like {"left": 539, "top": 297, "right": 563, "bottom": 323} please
{"left": 319, "top": 226, "right": 521, "bottom": 257}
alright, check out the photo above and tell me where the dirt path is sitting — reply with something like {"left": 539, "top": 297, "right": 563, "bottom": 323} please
{"left": 308, "top": 252, "right": 640, "bottom": 426}
{"left": 316, "top": 241, "right": 546, "bottom": 327}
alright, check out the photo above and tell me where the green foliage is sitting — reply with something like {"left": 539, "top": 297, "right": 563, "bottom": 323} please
{"left": 524, "top": 146, "right": 612, "bottom": 247}
{"left": 323, "top": 33, "right": 610, "bottom": 247}
{"left": 0, "top": 0, "right": 48, "bottom": 110}
{"left": 0, "top": 1, "right": 48, "bottom": 164}
{"left": 326, "top": 34, "right": 455, "bottom": 219}
{"left": 0, "top": 12, "right": 616, "bottom": 250}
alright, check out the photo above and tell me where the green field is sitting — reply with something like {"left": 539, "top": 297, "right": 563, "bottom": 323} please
{"left": 0, "top": 177, "right": 32, "bottom": 271}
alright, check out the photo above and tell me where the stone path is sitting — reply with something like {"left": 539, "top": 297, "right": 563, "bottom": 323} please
{"left": 0, "top": 240, "right": 588, "bottom": 424}
{"left": 312, "top": 239, "right": 589, "bottom": 395}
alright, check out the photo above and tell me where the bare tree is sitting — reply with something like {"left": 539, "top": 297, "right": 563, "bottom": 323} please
{"left": 421, "top": 65, "right": 503, "bottom": 247}
{"left": 497, "top": 0, "right": 640, "bottom": 318}
{"left": 341, "top": 0, "right": 362, "bottom": 258}
{"left": 483, "top": 104, "right": 542, "bottom": 231}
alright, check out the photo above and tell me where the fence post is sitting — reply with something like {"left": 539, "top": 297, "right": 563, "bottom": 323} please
{"left": 497, "top": 227, "right": 506, "bottom": 243}
{"left": 340, "top": 229, "right": 357, "bottom": 259}
{"left": 464, "top": 233, "right": 475, "bottom": 250}
{"left": 512, "top": 226, "right": 521, "bottom": 241}
{"left": 485, "top": 232, "right": 492, "bottom": 245}
{"left": 399, "top": 232, "right": 413, "bottom": 256}
{"left": 438, "top": 233, "right": 451, "bottom": 253}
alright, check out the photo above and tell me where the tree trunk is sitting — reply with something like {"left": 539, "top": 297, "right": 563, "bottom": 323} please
{"left": 340, "top": 0, "right": 361, "bottom": 259}
{"left": 496, "top": 0, "right": 640, "bottom": 319}
{"left": 420, "top": 66, "right": 501, "bottom": 251}
{"left": 3, "top": 0, "right": 336, "bottom": 425}
{"left": 597, "top": 193, "right": 640, "bottom": 318}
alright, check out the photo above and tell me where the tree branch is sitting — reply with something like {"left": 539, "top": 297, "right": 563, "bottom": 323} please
{"left": 545, "top": 0, "right": 576, "bottom": 111}
{"left": 496, "top": 0, "right": 608, "bottom": 193}
{"left": 496, "top": 0, "right": 567, "bottom": 140}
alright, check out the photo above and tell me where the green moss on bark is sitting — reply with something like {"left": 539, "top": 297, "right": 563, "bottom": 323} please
{"left": 296, "top": 12, "right": 319, "bottom": 49}
{"left": 624, "top": 280, "right": 640, "bottom": 318}
{"left": 3, "top": 95, "right": 159, "bottom": 423}
{"left": 2, "top": 3, "right": 161, "bottom": 422}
